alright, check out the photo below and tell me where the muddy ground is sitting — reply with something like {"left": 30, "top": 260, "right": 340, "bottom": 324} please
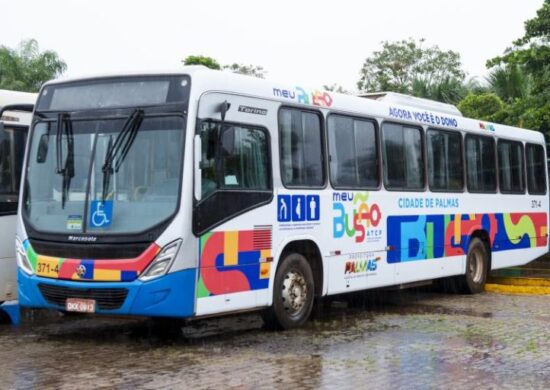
{"left": 1, "top": 290, "right": 549, "bottom": 389}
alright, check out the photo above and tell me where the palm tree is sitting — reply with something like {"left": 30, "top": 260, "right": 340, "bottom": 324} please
{"left": 487, "top": 65, "right": 532, "bottom": 103}
{"left": 411, "top": 77, "right": 470, "bottom": 105}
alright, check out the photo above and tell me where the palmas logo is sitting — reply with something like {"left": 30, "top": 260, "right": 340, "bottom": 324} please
{"left": 345, "top": 257, "right": 380, "bottom": 274}
{"left": 333, "top": 192, "right": 382, "bottom": 243}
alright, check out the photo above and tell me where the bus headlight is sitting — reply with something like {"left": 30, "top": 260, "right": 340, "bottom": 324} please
{"left": 139, "top": 240, "right": 182, "bottom": 281}
{"left": 16, "top": 237, "right": 34, "bottom": 275}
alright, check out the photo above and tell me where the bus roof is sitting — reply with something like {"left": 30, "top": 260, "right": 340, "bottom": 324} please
{"left": 41, "top": 67, "right": 545, "bottom": 144}
{"left": 0, "top": 89, "right": 37, "bottom": 126}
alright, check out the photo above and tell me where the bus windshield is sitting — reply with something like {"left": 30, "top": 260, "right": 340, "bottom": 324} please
{"left": 24, "top": 114, "right": 185, "bottom": 234}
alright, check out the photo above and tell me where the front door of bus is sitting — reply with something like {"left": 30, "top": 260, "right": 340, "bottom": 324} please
{"left": 193, "top": 92, "right": 279, "bottom": 316}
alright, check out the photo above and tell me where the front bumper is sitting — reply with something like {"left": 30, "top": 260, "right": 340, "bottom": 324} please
{"left": 18, "top": 268, "right": 197, "bottom": 318}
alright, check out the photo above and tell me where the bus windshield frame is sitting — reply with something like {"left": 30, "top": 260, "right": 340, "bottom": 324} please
{"left": 22, "top": 75, "right": 190, "bottom": 243}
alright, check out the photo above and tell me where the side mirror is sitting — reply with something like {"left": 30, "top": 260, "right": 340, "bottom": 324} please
{"left": 219, "top": 101, "right": 231, "bottom": 122}
{"left": 37, "top": 134, "right": 49, "bottom": 163}
{"left": 194, "top": 134, "right": 202, "bottom": 201}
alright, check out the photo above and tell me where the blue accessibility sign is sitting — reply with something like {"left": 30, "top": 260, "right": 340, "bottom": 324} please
{"left": 89, "top": 200, "right": 113, "bottom": 228}
{"left": 278, "top": 195, "right": 320, "bottom": 222}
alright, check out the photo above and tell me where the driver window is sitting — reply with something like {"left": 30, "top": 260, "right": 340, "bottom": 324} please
{"left": 200, "top": 121, "right": 270, "bottom": 198}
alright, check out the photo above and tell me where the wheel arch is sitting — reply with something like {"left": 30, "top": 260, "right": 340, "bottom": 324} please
{"left": 274, "top": 238, "right": 325, "bottom": 299}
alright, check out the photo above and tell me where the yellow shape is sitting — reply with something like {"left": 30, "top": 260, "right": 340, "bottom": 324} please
{"left": 260, "top": 263, "right": 271, "bottom": 279}
{"left": 485, "top": 283, "right": 550, "bottom": 295}
{"left": 541, "top": 225, "right": 547, "bottom": 238}
{"left": 36, "top": 256, "right": 61, "bottom": 278}
{"left": 453, "top": 214, "right": 461, "bottom": 244}
{"left": 260, "top": 249, "right": 272, "bottom": 260}
{"left": 93, "top": 269, "right": 121, "bottom": 281}
{"left": 224, "top": 231, "right": 239, "bottom": 266}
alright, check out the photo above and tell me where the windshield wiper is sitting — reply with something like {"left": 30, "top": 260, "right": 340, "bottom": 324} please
{"left": 55, "top": 113, "right": 74, "bottom": 209}
{"left": 101, "top": 109, "right": 144, "bottom": 201}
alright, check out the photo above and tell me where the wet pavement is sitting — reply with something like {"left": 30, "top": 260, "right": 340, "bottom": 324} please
{"left": 1, "top": 290, "right": 550, "bottom": 389}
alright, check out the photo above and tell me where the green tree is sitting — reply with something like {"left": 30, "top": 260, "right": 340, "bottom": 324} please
{"left": 487, "top": 65, "right": 532, "bottom": 103}
{"left": 223, "top": 63, "right": 265, "bottom": 78}
{"left": 457, "top": 93, "right": 507, "bottom": 121}
{"left": 182, "top": 55, "right": 221, "bottom": 70}
{"left": 486, "top": 0, "right": 550, "bottom": 131}
{"left": 0, "top": 39, "right": 66, "bottom": 92}
{"left": 323, "top": 83, "right": 348, "bottom": 93}
{"left": 357, "top": 38, "right": 466, "bottom": 101}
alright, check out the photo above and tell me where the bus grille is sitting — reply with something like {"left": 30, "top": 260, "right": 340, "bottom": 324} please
{"left": 38, "top": 284, "right": 129, "bottom": 310}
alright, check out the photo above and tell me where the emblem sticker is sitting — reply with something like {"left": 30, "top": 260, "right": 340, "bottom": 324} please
{"left": 89, "top": 200, "right": 113, "bottom": 228}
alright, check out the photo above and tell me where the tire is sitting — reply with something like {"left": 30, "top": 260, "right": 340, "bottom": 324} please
{"left": 456, "top": 237, "right": 489, "bottom": 294}
{"left": 262, "top": 253, "right": 315, "bottom": 330}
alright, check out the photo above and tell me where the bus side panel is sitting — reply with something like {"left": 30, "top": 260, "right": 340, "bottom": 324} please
{"left": 326, "top": 190, "right": 393, "bottom": 294}
{"left": 0, "top": 215, "right": 17, "bottom": 302}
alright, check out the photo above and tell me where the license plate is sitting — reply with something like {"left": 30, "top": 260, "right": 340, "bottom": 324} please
{"left": 66, "top": 298, "right": 96, "bottom": 313}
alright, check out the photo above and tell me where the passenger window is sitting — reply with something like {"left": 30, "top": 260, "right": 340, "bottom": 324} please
{"left": 328, "top": 115, "right": 378, "bottom": 188}
{"left": 427, "top": 129, "right": 463, "bottom": 191}
{"left": 498, "top": 140, "right": 524, "bottom": 193}
{"left": 200, "top": 121, "right": 270, "bottom": 198}
{"left": 526, "top": 143, "right": 546, "bottom": 195}
{"left": 279, "top": 108, "right": 324, "bottom": 187}
{"left": 382, "top": 123, "right": 424, "bottom": 190}
{"left": 466, "top": 135, "right": 496, "bottom": 193}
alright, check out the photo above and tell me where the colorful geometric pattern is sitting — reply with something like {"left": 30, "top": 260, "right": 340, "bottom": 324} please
{"left": 24, "top": 240, "right": 160, "bottom": 282}
{"left": 387, "top": 212, "right": 548, "bottom": 263}
{"left": 197, "top": 227, "right": 272, "bottom": 298}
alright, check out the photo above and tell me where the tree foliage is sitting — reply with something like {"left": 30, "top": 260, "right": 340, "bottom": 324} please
{"left": 485, "top": 0, "right": 550, "bottom": 131}
{"left": 323, "top": 83, "right": 348, "bottom": 94}
{"left": 182, "top": 56, "right": 266, "bottom": 78}
{"left": 223, "top": 63, "right": 265, "bottom": 78}
{"left": 0, "top": 39, "right": 67, "bottom": 92}
{"left": 457, "top": 93, "right": 506, "bottom": 121}
{"left": 357, "top": 38, "right": 466, "bottom": 102}
{"left": 182, "top": 55, "right": 221, "bottom": 70}
{"left": 487, "top": 65, "right": 532, "bottom": 103}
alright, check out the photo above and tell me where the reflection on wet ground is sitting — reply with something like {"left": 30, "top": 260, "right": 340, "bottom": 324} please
{"left": 1, "top": 290, "right": 550, "bottom": 389}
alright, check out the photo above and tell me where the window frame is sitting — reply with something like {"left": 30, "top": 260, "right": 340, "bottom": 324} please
{"left": 497, "top": 138, "right": 525, "bottom": 195}
{"left": 278, "top": 106, "right": 327, "bottom": 190}
{"left": 465, "top": 133, "right": 498, "bottom": 194}
{"left": 0, "top": 123, "right": 27, "bottom": 216}
{"left": 381, "top": 121, "right": 426, "bottom": 192}
{"left": 525, "top": 142, "right": 547, "bottom": 196}
{"left": 326, "top": 112, "right": 380, "bottom": 191}
{"left": 197, "top": 119, "right": 273, "bottom": 201}
{"left": 426, "top": 127, "right": 465, "bottom": 193}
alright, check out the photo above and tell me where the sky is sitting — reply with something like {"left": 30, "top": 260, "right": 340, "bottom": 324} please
{"left": 1, "top": 0, "right": 544, "bottom": 91}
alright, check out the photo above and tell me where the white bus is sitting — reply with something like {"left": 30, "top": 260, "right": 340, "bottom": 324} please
{"left": 0, "top": 90, "right": 36, "bottom": 304}
{"left": 16, "top": 68, "right": 548, "bottom": 329}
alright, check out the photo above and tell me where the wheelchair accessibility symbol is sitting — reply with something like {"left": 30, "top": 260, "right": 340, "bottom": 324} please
{"left": 90, "top": 200, "right": 113, "bottom": 228}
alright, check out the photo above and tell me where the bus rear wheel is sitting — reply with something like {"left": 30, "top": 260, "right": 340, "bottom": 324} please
{"left": 263, "top": 253, "right": 314, "bottom": 330}
{"left": 457, "top": 237, "right": 489, "bottom": 294}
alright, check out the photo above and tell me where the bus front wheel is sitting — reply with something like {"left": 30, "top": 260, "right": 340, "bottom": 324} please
{"left": 457, "top": 237, "right": 489, "bottom": 294}
{"left": 263, "top": 253, "right": 314, "bottom": 330}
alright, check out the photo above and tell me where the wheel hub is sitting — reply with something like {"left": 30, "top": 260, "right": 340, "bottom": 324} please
{"left": 469, "top": 248, "right": 483, "bottom": 283}
{"left": 281, "top": 270, "right": 307, "bottom": 316}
